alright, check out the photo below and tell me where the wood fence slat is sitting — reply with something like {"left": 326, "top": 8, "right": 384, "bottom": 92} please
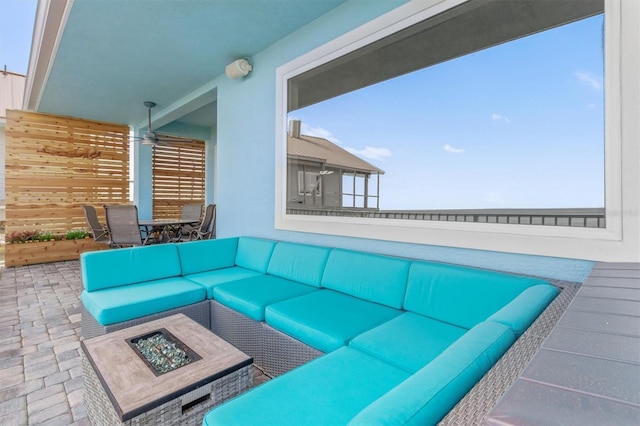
{"left": 5, "top": 110, "right": 130, "bottom": 266}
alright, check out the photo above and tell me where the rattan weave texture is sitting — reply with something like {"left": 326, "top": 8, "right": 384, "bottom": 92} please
{"left": 82, "top": 351, "right": 252, "bottom": 425}
{"left": 210, "top": 300, "right": 265, "bottom": 365}
{"left": 439, "top": 280, "right": 579, "bottom": 425}
{"left": 81, "top": 301, "right": 210, "bottom": 339}
{"left": 262, "top": 324, "right": 324, "bottom": 377}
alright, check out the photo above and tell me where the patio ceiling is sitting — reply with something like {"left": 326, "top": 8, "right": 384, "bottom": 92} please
{"left": 25, "top": 0, "right": 348, "bottom": 132}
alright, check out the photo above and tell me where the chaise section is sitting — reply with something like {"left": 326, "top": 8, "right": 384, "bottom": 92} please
{"left": 349, "top": 312, "right": 467, "bottom": 373}
{"left": 265, "top": 290, "right": 401, "bottom": 353}
{"left": 348, "top": 321, "right": 516, "bottom": 425}
{"left": 203, "top": 347, "right": 410, "bottom": 426}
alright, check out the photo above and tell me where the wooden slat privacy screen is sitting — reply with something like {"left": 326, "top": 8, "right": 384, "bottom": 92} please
{"left": 5, "top": 110, "right": 130, "bottom": 235}
{"left": 152, "top": 139, "right": 205, "bottom": 219}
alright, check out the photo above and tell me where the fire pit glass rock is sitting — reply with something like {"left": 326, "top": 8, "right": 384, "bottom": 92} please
{"left": 130, "top": 329, "right": 200, "bottom": 374}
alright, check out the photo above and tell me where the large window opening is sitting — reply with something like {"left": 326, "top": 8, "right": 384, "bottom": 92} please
{"left": 286, "top": 0, "right": 605, "bottom": 228}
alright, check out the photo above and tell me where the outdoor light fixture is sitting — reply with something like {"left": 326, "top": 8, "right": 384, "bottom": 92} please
{"left": 225, "top": 58, "right": 252, "bottom": 79}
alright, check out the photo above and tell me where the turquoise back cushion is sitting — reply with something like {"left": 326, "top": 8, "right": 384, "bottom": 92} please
{"left": 81, "top": 244, "right": 181, "bottom": 292}
{"left": 177, "top": 237, "right": 238, "bottom": 275}
{"left": 267, "top": 242, "right": 331, "bottom": 287}
{"left": 405, "top": 261, "right": 550, "bottom": 329}
{"left": 321, "top": 249, "right": 411, "bottom": 309}
{"left": 488, "top": 284, "right": 558, "bottom": 336}
{"left": 348, "top": 321, "right": 516, "bottom": 426}
{"left": 235, "top": 237, "right": 277, "bottom": 273}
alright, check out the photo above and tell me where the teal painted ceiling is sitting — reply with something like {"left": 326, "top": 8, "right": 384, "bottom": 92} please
{"left": 35, "top": 0, "right": 347, "bottom": 130}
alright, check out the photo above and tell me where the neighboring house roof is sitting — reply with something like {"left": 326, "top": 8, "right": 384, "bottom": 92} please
{"left": 0, "top": 71, "right": 26, "bottom": 120}
{"left": 288, "top": 134, "right": 384, "bottom": 175}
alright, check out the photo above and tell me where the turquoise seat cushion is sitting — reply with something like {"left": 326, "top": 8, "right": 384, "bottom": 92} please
{"left": 176, "top": 237, "right": 238, "bottom": 275}
{"left": 349, "top": 321, "right": 516, "bottom": 426}
{"left": 203, "top": 347, "right": 410, "bottom": 426}
{"left": 211, "top": 275, "right": 319, "bottom": 321}
{"left": 81, "top": 277, "right": 206, "bottom": 325}
{"left": 235, "top": 237, "right": 276, "bottom": 273}
{"left": 267, "top": 242, "right": 331, "bottom": 287}
{"left": 404, "top": 261, "right": 551, "bottom": 329}
{"left": 321, "top": 249, "right": 411, "bottom": 309}
{"left": 488, "top": 284, "right": 559, "bottom": 336}
{"left": 81, "top": 244, "right": 181, "bottom": 292}
{"left": 349, "top": 312, "right": 467, "bottom": 373}
{"left": 183, "top": 266, "right": 263, "bottom": 299}
{"left": 265, "top": 290, "right": 401, "bottom": 353}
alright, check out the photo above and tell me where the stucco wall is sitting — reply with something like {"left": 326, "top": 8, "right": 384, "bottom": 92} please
{"left": 195, "top": 1, "right": 596, "bottom": 282}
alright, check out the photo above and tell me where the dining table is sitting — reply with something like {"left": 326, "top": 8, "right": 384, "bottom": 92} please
{"left": 138, "top": 219, "right": 199, "bottom": 244}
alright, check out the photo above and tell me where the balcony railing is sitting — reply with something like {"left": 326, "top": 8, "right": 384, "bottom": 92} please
{"left": 286, "top": 207, "right": 606, "bottom": 228}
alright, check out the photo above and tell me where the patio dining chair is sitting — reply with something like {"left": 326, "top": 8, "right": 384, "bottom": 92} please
{"left": 82, "top": 205, "right": 109, "bottom": 244}
{"left": 103, "top": 205, "right": 146, "bottom": 247}
{"left": 167, "top": 203, "right": 204, "bottom": 242}
{"left": 189, "top": 204, "right": 216, "bottom": 241}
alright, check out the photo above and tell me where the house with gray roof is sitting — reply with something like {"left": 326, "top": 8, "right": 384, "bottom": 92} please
{"left": 287, "top": 120, "right": 383, "bottom": 210}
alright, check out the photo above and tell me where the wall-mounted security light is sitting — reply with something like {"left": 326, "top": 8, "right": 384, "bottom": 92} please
{"left": 225, "top": 58, "right": 253, "bottom": 79}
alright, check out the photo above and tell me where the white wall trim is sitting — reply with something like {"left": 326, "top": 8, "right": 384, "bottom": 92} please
{"left": 275, "top": 0, "right": 639, "bottom": 262}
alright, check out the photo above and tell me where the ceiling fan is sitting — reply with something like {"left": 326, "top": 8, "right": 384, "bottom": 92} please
{"left": 134, "top": 101, "right": 189, "bottom": 146}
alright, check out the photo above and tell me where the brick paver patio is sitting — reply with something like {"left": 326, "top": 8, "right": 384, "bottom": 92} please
{"left": 0, "top": 260, "right": 269, "bottom": 425}
{"left": 0, "top": 261, "right": 88, "bottom": 425}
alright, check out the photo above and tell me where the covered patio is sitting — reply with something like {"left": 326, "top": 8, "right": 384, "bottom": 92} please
{"left": 1, "top": 260, "right": 637, "bottom": 424}
{"left": 2, "top": 0, "right": 638, "bottom": 424}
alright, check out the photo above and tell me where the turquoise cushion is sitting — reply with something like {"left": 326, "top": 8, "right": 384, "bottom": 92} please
{"left": 488, "top": 284, "right": 558, "bottom": 336}
{"left": 265, "top": 290, "right": 401, "bottom": 353}
{"left": 235, "top": 237, "right": 276, "bottom": 273}
{"left": 267, "top": 242, "right": 331, "bottom": 287}
{"left": 321, "top": 249, "right": 411, "bottom": 308}
{"left": 183, "top": 267, "right": 263, "bottom": 299}
{"left": 349, "top": 321, "right": 516, "bottom": 426}
{"left": 203, "top": 347, "right": 410, "bottom": 426}
{"left": 81, "top": 244, "right": 181, "bottom": 292}
{"left": 349, "top": 312, "right": 467, "bottom": 373}
{"left": 176, "top": 237, "right": 238, "bottom": 275}
{"left": 212, "top": 275, "right": 319, "bottom": 321}
{"left": 404, "top": 261, "right": 551, "bottom": 329}
{"left": 80, "top": 277, "right": 206, "bottom": 325}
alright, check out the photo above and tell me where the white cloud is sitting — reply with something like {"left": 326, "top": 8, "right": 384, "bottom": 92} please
{"left": 575, "top": 70, "right": 602, "bottom": 91}
{"left": 300, "top": 123, "right": 341, "bottom": 144}
{"left": 346, "top": 146, "right": 391, "bottom": 161}
{"left": 491, "top": 113, "right": 511, "bottom": 123}
{"left": 443, "top": 144, "right": 465, "bottom": 154}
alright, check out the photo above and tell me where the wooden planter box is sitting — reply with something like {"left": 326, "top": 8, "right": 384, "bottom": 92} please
{"left": 4, "top": 238, "right": 109, "bottom": 267}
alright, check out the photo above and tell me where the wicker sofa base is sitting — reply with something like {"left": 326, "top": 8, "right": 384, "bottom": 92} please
{"left": 81, "top": 300, "right": 211, "bottom": 339}
{"left": 210, "top": 300, "right": 264, "bottom": 366}
{"left": 262, "top": 324, "right": 324, "bottom": 377}
{"left": 439, "top": 279, "right": 579, "bottom": 425}
{"left": 82, "top": 350, "right": 252, "bottom": 426}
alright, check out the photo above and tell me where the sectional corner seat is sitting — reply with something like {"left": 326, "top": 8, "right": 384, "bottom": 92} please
{"left": 80, "top": 236, "right": 559, "bottom": 425}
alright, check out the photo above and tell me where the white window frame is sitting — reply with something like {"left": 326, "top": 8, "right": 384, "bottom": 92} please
{"left": 275, "top": 0, "right": 640, "bottom": 262}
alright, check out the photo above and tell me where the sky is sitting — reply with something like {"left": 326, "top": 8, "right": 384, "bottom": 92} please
{"left": 291, "top": 14, "right": 605, "bottom": 211}
{"left": 0, "top": 0, "right": 38, "bottom": 75}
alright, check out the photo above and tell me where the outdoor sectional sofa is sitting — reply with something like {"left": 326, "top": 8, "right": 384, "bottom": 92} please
{"left": 80, "top": 236, "right": 559, "bottom": 425}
